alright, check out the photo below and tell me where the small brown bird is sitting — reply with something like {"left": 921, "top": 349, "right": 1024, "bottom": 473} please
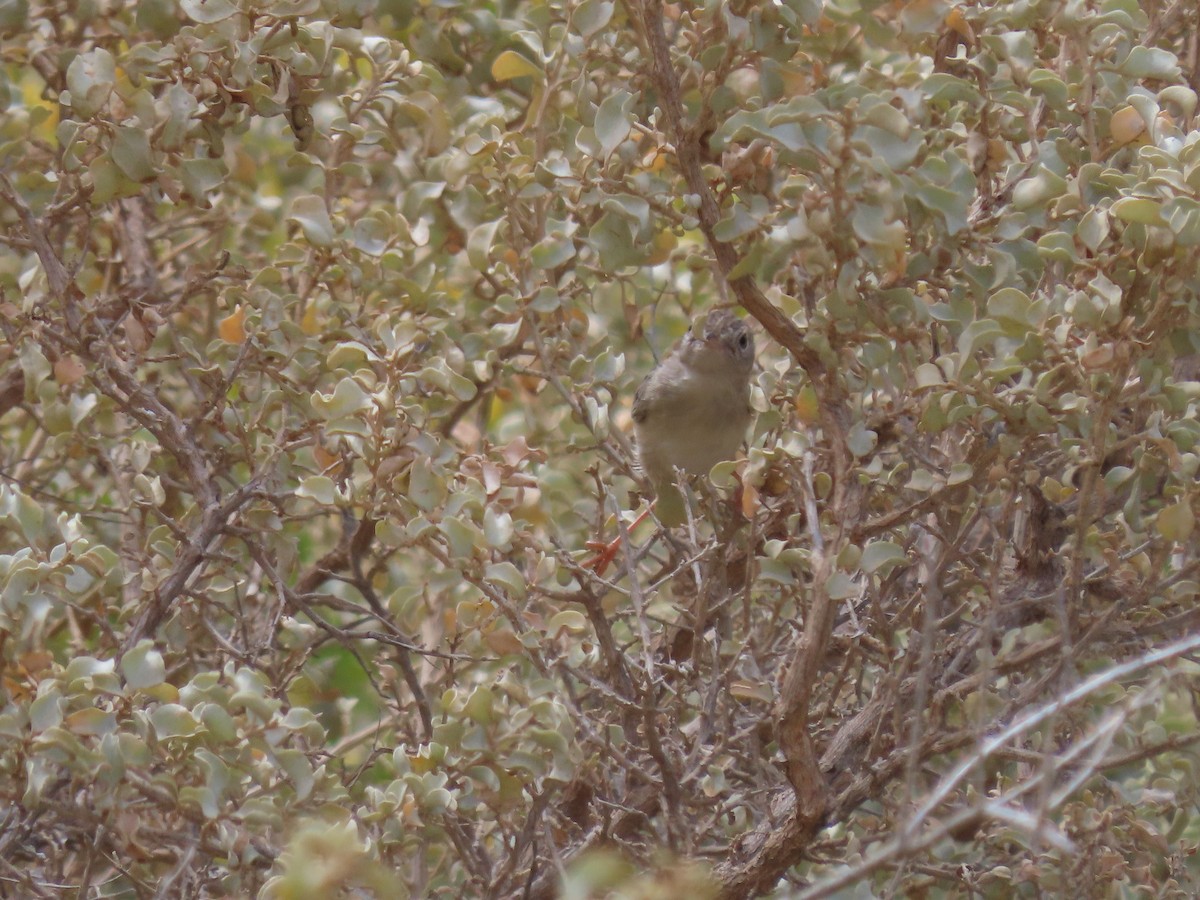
{"left": 631, "top": 309, "right": 756, "bottom": 526}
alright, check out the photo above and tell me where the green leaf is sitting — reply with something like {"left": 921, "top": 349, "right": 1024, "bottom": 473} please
{"left": 852, "top": 203, "right": 906, "bottom": 248}
{"left": 180, "top": 0, "right": 238, "bottom": 23}
{"left": 1012, "top": 167, "right": 1068, "bottom": 211}
{"left": 1028, "top": 69, "right": 1069, "bottom": 108}
{"left": 112, "top": 127, "right": 156, "bottom": 182}
{"left": 29, "top": 689, "right": 64, "bottom": 732}
{"left": 1163, "top": 197, "right": 1200, "bottom": 245}
{"left": 1111, "top": 197, "right": 1165, "bottom": 226}
{"left": 862, "top": 541, "right": 907, "bottom": 574}
{"left": 915, "top": 363, "right": 944, "bottom": 388}
{"left": 595, "top": 90, "right": 635, "bottom": 161}
{"left": 121, "top": 641, "right": 165, "bottom": 689}
{"left": 408, "top": 457, "right": 447, "bottom": 512}
{"left": 987, "top": 288, "right": 1034, "bottom": 329}
{"left": 66, "top": 47, "right": 115, "bottom": 117}
{"left": 89, "top": 154, "right": 135, "bottom": 204}
{"left": 484, "top": 561, "right": 526, "bottom": 599}
{"left": 179, "top": 158, "right": 225, "bottom": 200}
{"left": 588, "top": 210, "right": 644, "bottom": 270}
{"left": 1077, "top": 208, "right": 1110, "bottom": 251}
{"left": 263, "top": 0, "right": 320, "bottom": 14}
{"left": 1157, "top": 501, "right": 1195, "bottom": 542}
{"left": 274, "top": 749, "right": 315, "bottom": 801}
{"left": 311, "top": 378, "right": 370, "bottom": 418}
{"left": 468, "top": 219, "right": 502, "bottom": 269}
{"left": 352, "top": 216, "right": 390, "bottom": 257}
{"left": 161, "top": 83, "right": 197, "bottom": 150}
{"left": 825, "top": 572, "right": 859, "bottom": 600}
{"left": 957, "top": 319, "right": 1003, "bottom": 370}
{"left": 327, "top": 340, "right": 379, "bottom": 370}
{"left": 150, "top": 703, "right": 199, "bottom": 739}
{"left": 1036, "top": 231, "right": 1076, "bottom": 264}
{"left": 1119, "top": 46, "right": 1180, "bottom": 79}
{"left": 913, "top": 180, "right": 968, "bottom": 235}
{"left": 296, "top": 475, "right": 337, "bottom": 505}
{"left": 289, "top": 195, "right": 336, "bottom": 248}
{"left": 199, "top": 704, "right": 238, "bottom": 743}
{"left": 6, "top": 485, "right": 45, "bottom": 542}
{"left": 483, "top": 508, "right": 514, "bottom": 548}
{"left": 906, "top": 469, "right": 936, "bottom": 491}
{"left": 859, "top": 100, "right": 910, "bottom": 139}
{"left": 531, "top": 235, "right": 576, "bottom": 269}
{"left": 439, "top": 516, "right": 481, "bottom": 559}
{"left": 575, "top": 0, "right": 613, "bottom": 38}
{"left": 922, "top": 74, "right": 983, "bottom": 105}
{"left": 418, "top": 362, "right": 478, "bottom": 400}
{"left": 847, "top": 423, "right": 877, "bottom": 458}
{"left": 465, "top": 686, "right": 496, "bottom": 724}
{"left": 714, "top": 203, "right": 761, "bottom": 242}
{"left": 1159, "top": 85, "right": 1197, "bottom": 120}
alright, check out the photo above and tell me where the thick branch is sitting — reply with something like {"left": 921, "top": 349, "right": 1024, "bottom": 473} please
{"left": 636, "top": 0, "right": 822, "bottom": 379}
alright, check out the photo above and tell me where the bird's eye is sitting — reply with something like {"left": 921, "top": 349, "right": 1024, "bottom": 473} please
{"left": 738, "top": 333, "right": 749, "bottom": 349}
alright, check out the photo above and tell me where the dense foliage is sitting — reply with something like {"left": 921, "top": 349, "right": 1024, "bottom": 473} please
{"left": 2, "top": 0, "right": 1200, "bottom": 896}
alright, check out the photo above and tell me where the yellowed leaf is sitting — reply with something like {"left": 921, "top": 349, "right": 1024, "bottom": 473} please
{"left": 741, "top": 479, "right": 760, "bottom": 518}
{"left": 795, "top": 385, "right": 820, "bottom": 425}
{"left": 491, "top": 50, "right": 541, "bottom": 82}
{"left": 645, "top": 230, "right": 677, "bottom": 265}
{"left": 640, "top": 147, "right": 669, "bottom": 173}
{"left": 1110, "top": 105, "right": 1148, "bottom": 146}
{"left": 484, "top": 627, "right": 524, "bottom": 657}
{"left": 944, "top": 7, "right": 975, "bottom": 41}
{"left": 218, "top": 305, "right": 247, "bottom": 344}
{"left": 300, "top": 304, "right": 320, "bottom": 335}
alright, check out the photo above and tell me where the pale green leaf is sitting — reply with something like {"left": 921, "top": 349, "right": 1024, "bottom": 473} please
{"left": 112, "top": 127, "right": 155, "bottom": 182}
{"left": 121, "top": 641, "right": 165, "bottom": 689}
{"left": 861, "top": 541, "right": 907, "bottom": 574}
{"left": 150, "top": 704, "right": 199, "bottom": 739}
{"left": 296, "top": 475, "right": 337, "bottom": 505}
{"left": 468, "top": 219, "right": 502, "bottom": 269}
{"left": 465, "top": 686, "right": 495, "bottom": 725}
{"left": 289, "top": 195, "right": 336, "bottom": 248}
{"left": 1111, "top": 197, "right": 1165, "bottom": 226}
{"left": 575, "top": 0, "right": 614, "bottom": 38}
{"left": 594, "top": 89, "right": 635, "bottom": 160}
{"left": 66, "top": 47, "right": 114, "bottom": 117}
{"left": 1157, "top": 501, "right": 1195, "bottom": 542}
{"left": 180, "top": 0, "right": 238, "bottom": 23}
{"left": 1119, "top": 46, "right": 1180, "bottom": 79}
{"left": 826, "top": 572, "right": 859, "bottom": 600}
{"left": 311, "top": 378, "right": 370, "bottom": 418}
{"left": 915, "top": 363, "right": 944, "bottom": 388}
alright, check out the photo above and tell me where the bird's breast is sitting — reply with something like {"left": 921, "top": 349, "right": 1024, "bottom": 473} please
{"left": 635, "top": 371, "right": 751, "bottom": 478}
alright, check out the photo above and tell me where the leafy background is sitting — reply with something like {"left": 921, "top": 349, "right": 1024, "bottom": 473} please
{"left": 2, "top": 0, "right": 1200, "bottom": 897}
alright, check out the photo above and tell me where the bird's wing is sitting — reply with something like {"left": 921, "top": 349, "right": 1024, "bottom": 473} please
{"left": 631, "top": 374, "right": 654, "bottom": 424}
{"left": 632, "top": 356, "right": 686, "bottom": 424}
